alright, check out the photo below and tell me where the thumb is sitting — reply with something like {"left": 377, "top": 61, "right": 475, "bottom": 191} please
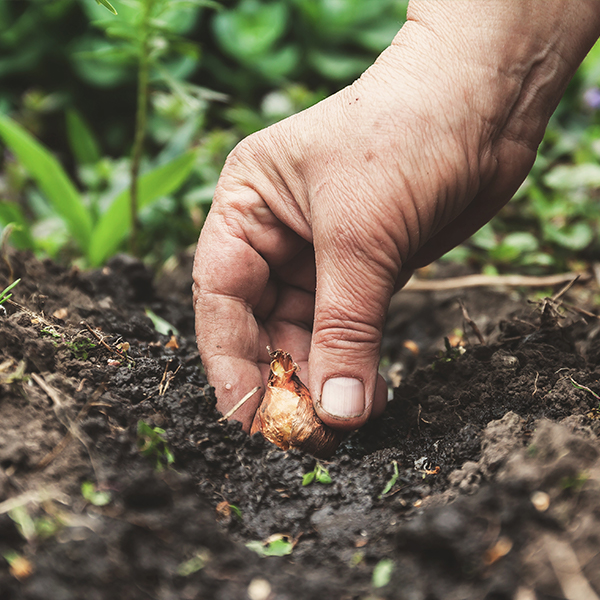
{"left": 308, "top": 226, "right": 398, "bottom": 430}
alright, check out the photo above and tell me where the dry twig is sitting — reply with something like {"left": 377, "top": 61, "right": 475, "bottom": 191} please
{"left": 218, "top": 386, "right": 262, "bottom": 422}
{"left": 458, "top": 299, "right": 485, "bottom": 345}
{"left": 401, "top": 271, "right": 591, "bottom": 293}
{"left": 31, "top": 373, "right": 104, "bottom": 481}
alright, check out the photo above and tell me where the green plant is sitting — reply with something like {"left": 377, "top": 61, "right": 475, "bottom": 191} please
{"left": 81, "top": 481, "right": 112, "bottom": 506}
{"left": 137, "top": 419, "right": 175, "bottom": 470}
{"left": 0, "top": 277, "right": 20, "bottom": 305}
{"left": 8, "top": 505, "right": 62, "bottom": 542}
{"left": 570, "top": 377, "right": 600, "bottom": 402}
{"left": 67, "top": 337, "right": 97, "bottom": 360}
{"left": 378, "top": 460, "right": 399, "bottom": 499}
{"left": 372, "top": 558, "right": 394, "bottom": 588}
{"left": 0, "top": 114, "right": 197, "bottom": 264}
{"left": 302, "top": 462, "right": 332, "bottom": 486}
{"left": 432, "top": 337, "right": 465, "bottom": 369}
{"left": 246, "top": 535, "right": 293, "bottom": 557}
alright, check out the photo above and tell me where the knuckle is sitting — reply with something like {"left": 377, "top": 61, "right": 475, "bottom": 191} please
{"left": 314, "top": 307, "right": 382, "bottom": 354}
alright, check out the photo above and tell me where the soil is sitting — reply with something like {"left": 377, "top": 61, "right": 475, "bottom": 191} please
{"left": 2, "top": 249, "right": 600, "bottom": 600}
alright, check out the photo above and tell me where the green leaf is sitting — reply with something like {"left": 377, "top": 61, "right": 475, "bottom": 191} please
{"left": 302, "top": 471, "right": 315, "bottom": 486}
{"left": 544, "top": 163, "right": 600, "bottom": 190}
{"left": 245, "top": 541, "right": 267, "bottom": 556}
{"left": 145, "top": 307, "right": 180, "bottom": 336}
{"left": 66, "top": 109, "right": 101, "bottom": 165}
{"left": 95, "top": 0, "right": 118, "bottom": 15}
{"left": 264, "top": 538, "right": 293, "bottom": 556}
{"left": 88, "top": 150, "right": 197, "bottom": 265}
{"left": 309, "top": 49, "right": 371, "bottom": 81}
{"left": 544, "top": 221, "right": 594, "bottom": 251}
{"left": 379, "top": 460, "right": 399, "bottom": 498}
{"left": 0, "top": 115, "right": 92, "bottom": 251}
{"left": 81, "top": 481, "right": 112, "bottom": 506}
{"left": 0, "top": 278, "right": 21, "bottom": 305}
{"left": 372, "top": 558, "right": 394, "bottom": 588}
{"left": 315, "top": 466, "right": 332, "bottom": 484}
{"left": 213, "top": 0, "right": 288, "bottom": 59}
{"left": 246, "top": 536, "right": 293, "bottom": 557}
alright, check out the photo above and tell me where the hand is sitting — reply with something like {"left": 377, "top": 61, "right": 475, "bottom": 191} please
{"left": 193, "top": 0, "right": 600, "bottom": 432}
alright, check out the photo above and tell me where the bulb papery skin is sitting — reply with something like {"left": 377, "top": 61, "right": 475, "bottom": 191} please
{"left": 250, "top": 349, "right": 343, "bottom": 458}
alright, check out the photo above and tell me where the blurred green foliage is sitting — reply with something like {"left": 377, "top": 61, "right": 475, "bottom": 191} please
{"left": 444, "top": 42, "right": 600, "bottom": 274}
{"left": 0, "top": 0, "right": 599, "bottom": 272}
{"left": 0, "top": 0, "right": 406, "bottom": 265}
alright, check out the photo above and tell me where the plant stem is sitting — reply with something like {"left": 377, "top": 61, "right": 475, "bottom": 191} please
{"left": 129, "top": 0, "right": 153, "bottom": 256}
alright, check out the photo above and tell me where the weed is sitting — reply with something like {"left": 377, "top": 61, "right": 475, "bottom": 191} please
{"left": 379, "top": 460, "right": 399, "bottom": 499}
{"left": 40, "top": 326, "right": 62, "bottom": 340}
{"left": 570, "top": 377, "right": 600, "bottom": 402}
{"left": 432, "top": 337, "right": 465, "bottom": 370}
{"left": 66, "top": 338, "right": 97, "bottom": 361}
{"left": 372, "top": 558, "right": 394, "bottom": 588}
{"left": 8, "top": 505, "right": 61, "bottom": 542}
{"left": 137, "top": 420, "right": 175, "bottom": 471}
{"left": 246, "top": 535, "right": 293, "bottom": 558}
{"left": 81, "top": 481, "right": 112, "bottom": 506}
{"left": 302, "top": 462, "right": 332, "bottom": 486}
{"left": 0, "top": 278, "right": 20, "bottom": 307}
{"left": 229, "top": 504, "right": 242, "bottom": 520}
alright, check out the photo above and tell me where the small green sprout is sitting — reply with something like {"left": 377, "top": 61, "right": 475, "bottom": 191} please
{"left": 8, "top": 506, "right": 61, "bottom": 541}
{"left": 0, "top": 278, "right": 20, "bottom": 306}
{"left": 137, "top": 420, "right": 175, "bottom": 471}
{"left": 431, "top": 336, "right": 465, "bottom": 370}
{"left": 40, "top": 326, "right": 62, "bottom": 339}
{"left": 177, "top": 550, "right": 210, "bottom": 576}
{"left": 229, "top": 504, "right": 242, "bottom": 520}
{"left": 67, "top": 338, "right": 97, "bottom": 361}
{"left": 302, "top": 462, "right": 332, "bottom": 486}
{"left": 379, "top": 460, "right": 399, "bottom": 499}
{"left": 246, "top": 535, "right": 293, "bottom": 557}
{"left": 81, "top": 481, "right": 112, "bottom": 506}
{"left": 372, "top": 558, "right": 394, "bottom": 588}
{"left": 570, "top": 377, "right": 600, "bottom": 402}
{"left": 145, "top": 307, "right": 179, "bottom": 336}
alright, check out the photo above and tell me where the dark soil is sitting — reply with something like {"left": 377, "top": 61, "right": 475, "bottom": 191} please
{"left": 2, "top": 249, "right": 600, "bottom": 600}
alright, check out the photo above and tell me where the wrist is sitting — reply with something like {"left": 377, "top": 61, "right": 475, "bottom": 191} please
{"left": 388, "top": 1, "right": 600, "bottom": 147}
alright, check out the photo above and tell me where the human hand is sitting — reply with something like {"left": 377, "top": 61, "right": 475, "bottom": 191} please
{"left": 193, "top": 0, "right": 600, "bottom": 433}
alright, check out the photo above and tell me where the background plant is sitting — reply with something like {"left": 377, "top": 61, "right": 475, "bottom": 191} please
{"left": 1, "top": 0, "right": 600, "bottom": 272}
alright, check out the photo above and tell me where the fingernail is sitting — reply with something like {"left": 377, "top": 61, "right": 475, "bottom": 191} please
{"left": 321, "top": 378, "right": 364, "bottom": 418}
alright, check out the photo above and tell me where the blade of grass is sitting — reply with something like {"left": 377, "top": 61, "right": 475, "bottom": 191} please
{"left": 66, "top": 109, "right": 101, "bottom": 165}
{"left": 0, "top": 115, "right": 92, "bottom": 252}
{"left": 88, "top": 149, "right": 197, "bottom": 266}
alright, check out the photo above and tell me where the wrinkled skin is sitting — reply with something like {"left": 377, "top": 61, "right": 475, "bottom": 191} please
{"left": 193, "top": 0, "right": 600, "bottom": 432}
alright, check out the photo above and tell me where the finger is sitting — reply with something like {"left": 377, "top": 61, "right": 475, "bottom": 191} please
{"left": 308, "top": 208, "right": 399, "bottom": 431}
{"left": 193, "top": 186, "right": 307, "bottom": 429}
